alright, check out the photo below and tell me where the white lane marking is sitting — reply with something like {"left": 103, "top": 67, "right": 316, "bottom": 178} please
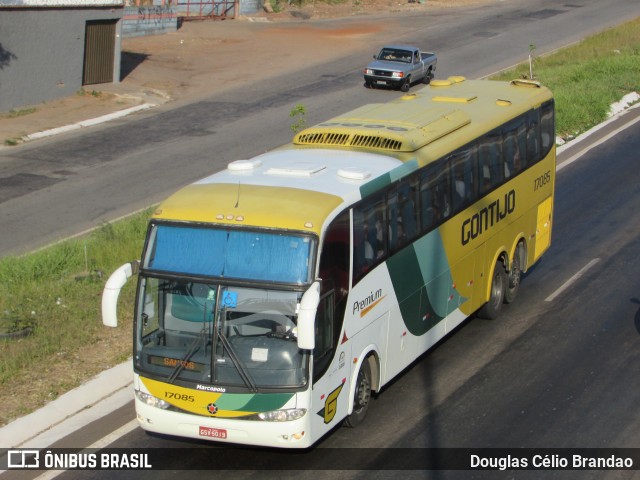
{"left": 34, "top": 420, "right": 139, "bottom": 480}
{"left": 557, "top": 108, "right": 640, "bottom": 172}
{"left": 545, "top": 258, "right": 600, "bottom": 302}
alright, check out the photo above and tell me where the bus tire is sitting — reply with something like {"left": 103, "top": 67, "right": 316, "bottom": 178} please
{"left": 505, "top": 243, "right": 524, "bottom": 304}
{"left": 477, "top": 260, "right": 507, "bottom": 319}
{"left": 344, "top": 357, "right": 372, "bottom": 428}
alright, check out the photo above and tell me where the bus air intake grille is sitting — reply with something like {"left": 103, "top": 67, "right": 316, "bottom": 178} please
{"left": 350, "top": 134, "right": 402, "bottom": 151}
{"left": 295, "top": 131, "right": 403, "bottom": 151}
{"left": 297, "top": 132, "right": 350, "bottom": 145}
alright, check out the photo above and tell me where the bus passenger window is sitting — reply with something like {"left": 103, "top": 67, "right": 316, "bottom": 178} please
{"left": 389, "top": 178, "right": 419, "bottom": 252}
{"left": 352, "top": 211, "right": 370, "bottom": 278}
{"left": 420, "top": 163, "right": 448, "bottom": 231}
{"left": 540, "top": 101, "right": 555, "bottom": 157}
{"left": 449, "top": 147, "right": 477, "bottom": 212}
{"left": 420, "top": 187, "right": 440, "bottom": 232}
{"left": 478, "top": 133, "right": 503, "bottom": 193}
{"left": 388, "top": 188, "right": 400, "bottom": 251}
{"left": 352, "top": 192, "right": 387, "bottom": 284}
{"left": 399, "top": 178, "right": 418, "bottom": 243}
{"left": 371, "top": 198, "right": 387, "bottom": 260}
{"left": 526, "top": 110, "right": 541, "bottom": 165}
{"left": 503, "top": 119, "right": 526, "bottom": 177}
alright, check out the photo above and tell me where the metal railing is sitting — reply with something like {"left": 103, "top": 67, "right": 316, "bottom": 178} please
{"left": 175, "top": 0, "right": 238, "bottom": 19}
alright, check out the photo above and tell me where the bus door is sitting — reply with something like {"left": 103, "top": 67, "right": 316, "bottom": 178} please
{"left": 310, "top": 210, "right": 352, "bottom": 434}
{"left": 534, "top": 196, "right": 553, "bottom": 261}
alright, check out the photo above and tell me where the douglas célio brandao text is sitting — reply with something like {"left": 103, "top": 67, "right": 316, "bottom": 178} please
{"left": 470, "top": 453, "right": 634, "bottom": 470}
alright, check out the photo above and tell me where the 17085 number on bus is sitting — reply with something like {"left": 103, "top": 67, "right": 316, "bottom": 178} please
{"left": 534, "top": 170, "right": 552, "bottom": 191}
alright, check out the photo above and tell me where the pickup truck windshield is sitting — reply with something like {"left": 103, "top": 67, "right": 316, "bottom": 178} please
{"left": 135, "top": 278, "right": 308, "bottom": 390}
{"left": 378, "top": 48, "right": 412, "bottom": 63}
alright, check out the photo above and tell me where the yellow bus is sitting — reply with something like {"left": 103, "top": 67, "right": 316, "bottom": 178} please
{"left": 102, "top": 76, "right": 555, "bottom": 448}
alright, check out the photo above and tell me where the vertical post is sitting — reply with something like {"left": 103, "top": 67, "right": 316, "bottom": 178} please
{"left": 234, "top": 0, "right": 239, "bottom": 18}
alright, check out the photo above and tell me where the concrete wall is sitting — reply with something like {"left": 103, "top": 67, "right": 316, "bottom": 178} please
{"left": 122, "top": 5, "right": 178, "bottom": 37}
{"left": 240, "top": 0, "right": 260, "bottom": 15}
{"left": 172, "top": 0, "right": 260, "bottom": 19}
{"left": 121, "top": 1, "right": 264, "bottom": 39}
{"left": 0, "top": 7, "right": 123, "bottom": 113}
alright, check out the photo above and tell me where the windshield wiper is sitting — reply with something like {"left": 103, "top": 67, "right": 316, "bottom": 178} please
{"left": 217, "top": 329, "right": 258, "bottom": 393}
{"left": 167, "top": 294, "right": 213, "bottom": 384}
{"left": 167, "top": 326, "right": 208, "bottom": 384}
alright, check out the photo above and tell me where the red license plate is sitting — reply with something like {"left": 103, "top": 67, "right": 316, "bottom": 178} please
{"left": 199, "top": 426, "right": 227, "bottom": 439}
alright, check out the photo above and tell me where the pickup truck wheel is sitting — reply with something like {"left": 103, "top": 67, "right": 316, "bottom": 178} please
{"left": 364, "top": 80, "right": 373, "bottom": 89}
{"left": 400, "top": 78, "right": 411, "bottom": 92}
{"left": 423, "top": 68, "right": 433, "bottom": 84}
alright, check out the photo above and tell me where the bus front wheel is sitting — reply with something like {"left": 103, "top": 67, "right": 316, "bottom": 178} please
{"left": 344, "top": 358, "right": 372, "bottom": 428}
{"left": 478, "top": 260, "right": 507, "bottom": 319}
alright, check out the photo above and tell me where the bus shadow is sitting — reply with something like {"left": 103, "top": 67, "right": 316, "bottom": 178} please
{"left": 632, "top": 298, "right": 640, "bottom": 335}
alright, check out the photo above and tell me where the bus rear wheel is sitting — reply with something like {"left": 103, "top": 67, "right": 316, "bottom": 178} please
{"left": 344, "top": 358, "right": 372, "bottom": 428}
{"left": 478, "top": 260, "right": 507, "bottom": 319}
{"left": 505, "top": 243, "right": 524, "bottom": 304}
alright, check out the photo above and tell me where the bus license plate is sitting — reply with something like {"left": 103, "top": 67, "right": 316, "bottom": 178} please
{"left": 199, "top": 426, "right": 227, "bottom": 439}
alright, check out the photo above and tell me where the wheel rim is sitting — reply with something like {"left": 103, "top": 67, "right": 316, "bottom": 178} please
{"left": 353, "top": 368, "right": 371, "bottom": 413}
{"left": 490, "top": 268, "right": 504, "bottom": 309}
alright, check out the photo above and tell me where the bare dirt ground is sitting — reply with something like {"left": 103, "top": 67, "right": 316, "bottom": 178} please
{"left": 0, "top": 0, "right": 492, "bottom": 145}
{"left": 0, "top": 0, "right": 495, "bottom": 427}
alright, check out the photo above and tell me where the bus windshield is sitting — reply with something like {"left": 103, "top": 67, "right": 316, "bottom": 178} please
{"left": 143, "top": 224, "right": 314, "bottom": 285}
{"left": 135, "top": 278, "right": 309, "bottom": 390}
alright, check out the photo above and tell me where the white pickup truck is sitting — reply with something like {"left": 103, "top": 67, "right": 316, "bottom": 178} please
{"left": 363, "top": 45, "right": 437, "bottom": 92}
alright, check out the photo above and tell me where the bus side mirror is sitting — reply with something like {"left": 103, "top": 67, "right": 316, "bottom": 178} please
{"left": 297, "top": 281, "right": 320, "bottom": 350}
{"left": 102, "top": 261, "right": 138, "bottom": 327}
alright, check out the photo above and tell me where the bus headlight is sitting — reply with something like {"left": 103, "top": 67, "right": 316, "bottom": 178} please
{"left": 135, "top": 389, "right": 171, "bottom": 410}
{"left": 256, "top": 408, "right": 306, "bottom": 422}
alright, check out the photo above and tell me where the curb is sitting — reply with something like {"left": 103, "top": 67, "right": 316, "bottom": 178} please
{"left": 23, "top": 103, "right": 155, "bottom": 142}
{"left": 0, "top": 361, "right": 131, "bottom": 449}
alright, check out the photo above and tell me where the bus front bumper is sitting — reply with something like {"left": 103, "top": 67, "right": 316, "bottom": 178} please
{"left": 135, "top": 398, "right": 313, "bottom": 448}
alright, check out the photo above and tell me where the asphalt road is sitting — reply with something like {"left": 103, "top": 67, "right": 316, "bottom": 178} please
{"left": 0, "top": 0, "right": 638, "bottom": 256}
{"left": 12, "top": 111, "right": 639, "bottom": 480}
